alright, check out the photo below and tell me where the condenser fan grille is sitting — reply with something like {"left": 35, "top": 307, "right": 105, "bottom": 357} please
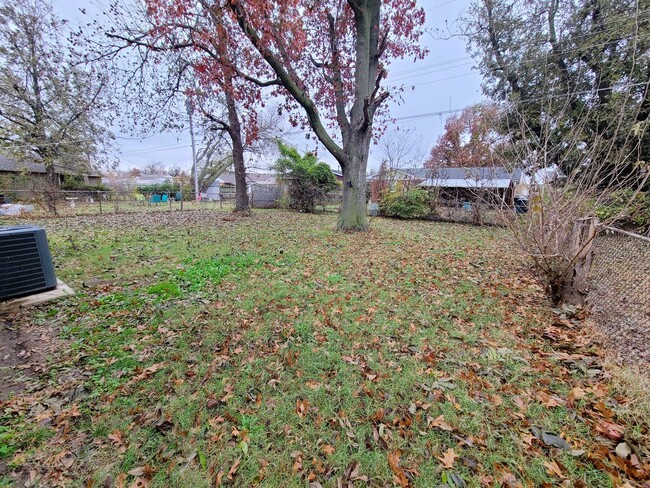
{"left": 0, "top": 225, "right": 57, "bottom": 300}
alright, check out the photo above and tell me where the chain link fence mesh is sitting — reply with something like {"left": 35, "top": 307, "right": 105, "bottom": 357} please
{"left": 587, "top": 227, "right": 650, "bottom": 363}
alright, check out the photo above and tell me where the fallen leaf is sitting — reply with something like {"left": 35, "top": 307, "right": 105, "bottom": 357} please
{"left": 615, "top": 442, "right": 632, "bottom": 459}
{"left": 296, "top": 399, "right": 310, "bottom": 418}
{"left": 595, "top": 420, "right": 625, "bottom": 440}
{"left": 227, "top": 458, "right": 241, "bottom": 480}
{"left": 215, "top": 470, "right": 224, "bottom": 486}
{"left": 569, "top": 386, "right": 587, "bottom": 400}
{"left": 321, "top": 444, "right": 335, "bottom": 455}
{"left": 387, "top": 450, "right": 409, "bottom": 487}
{"left": 114, "top": 473, "right": 126, "bottom": 488}
{"left": 428, "top": 415, "right": 453, "bottom": 431}
{"left": 438, "top": 448, "right": 457, "bottom": 469}
{"left": 543, "top": 460, "right": 566, "bottom": 478}
{"left": 128, "top": 479, "right": 149, "bottom": 488}
{"left": 127, "top": 467, "right": 145, "bottom": 477}
{"left": 536, "top": 391, "right": 565, "bottom": 407}
{"left": 530, "top": 426, "right": 571, "bottom": 451}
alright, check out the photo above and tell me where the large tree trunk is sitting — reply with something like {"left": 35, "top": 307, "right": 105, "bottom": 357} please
{"left": 338, "top": 131, "right": 370, "bottom": 231}
{"left": 225, "top": 90, "right": 250, "bottom": 214}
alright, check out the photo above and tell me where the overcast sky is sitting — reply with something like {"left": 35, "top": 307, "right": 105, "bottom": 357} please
{"left": 52, "top": 0, "right": 484, "bottom": 173}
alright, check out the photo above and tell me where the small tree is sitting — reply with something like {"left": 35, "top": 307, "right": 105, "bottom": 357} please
{"left": 496, "top": 97, "right": 648, "bottom": 305}
{"left": 274, "top": 142, "right": 339, "bottom": 213}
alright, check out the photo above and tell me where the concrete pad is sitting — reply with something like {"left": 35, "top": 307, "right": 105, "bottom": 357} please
{"left": 0, "top": 279, "right": 75, "bottom": 314}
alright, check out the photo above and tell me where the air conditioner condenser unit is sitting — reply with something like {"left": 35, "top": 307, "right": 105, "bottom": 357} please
{"left": 0, "top": 225, "right": 58, "bottom": 300}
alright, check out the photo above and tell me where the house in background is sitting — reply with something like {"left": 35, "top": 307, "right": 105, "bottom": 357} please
{"left": 0, "top": 155, "right": 102, "bottom": 193}
{"left": 367, "top": 167, "right": 430, "bottom": 202}
{"left": 133, "top": 174, "right": 172, "bottom": 187}
{"left": 419, "top": 167, "right": 522, "bottom": 207}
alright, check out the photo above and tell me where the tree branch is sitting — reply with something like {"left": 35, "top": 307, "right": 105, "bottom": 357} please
{"left": 326, "top": 12, "right": 351, "bottom": 138}
{"left": 229, "top": 0, "right": 346, "bottom": 167}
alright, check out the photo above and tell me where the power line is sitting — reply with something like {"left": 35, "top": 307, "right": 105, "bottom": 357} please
{"left": 387, "top": 61, "right": 474, "bottom": 83}
{"left": 425, "top": 0, "right": 460, "bottom": 12}
{"left": 386, "top": 30, "right": 650, "bottom": 90}
{"left": 393, "top": 80, "right": 650, "bottom": 122}
{"left": 387, "top": 56, "right": 473, "bottom": 77}
{"left": 388, "top": 71, "right": 477, "bottom": 89}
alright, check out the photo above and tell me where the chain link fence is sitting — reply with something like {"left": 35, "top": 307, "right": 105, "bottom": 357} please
{"left": 0, "top": 189, "right": 232, "bottom": 217}
{"left": 587, "top": 227, "right": 650, "bottom": 363}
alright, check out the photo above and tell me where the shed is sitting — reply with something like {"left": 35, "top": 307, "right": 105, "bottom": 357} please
{"left": 202, "top": 171, "right": 275, "bottom": 201}
{"left": 419, "top": 167, "right": 522, "bottom": 207}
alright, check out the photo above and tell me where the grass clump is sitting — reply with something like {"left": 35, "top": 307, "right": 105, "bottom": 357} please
{"left": 178, "top": 253, "right": 263, "bottom": 291}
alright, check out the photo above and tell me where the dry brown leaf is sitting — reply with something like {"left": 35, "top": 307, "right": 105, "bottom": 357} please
{"left": 543, "top": 460, "right": 566, "bottom": 479}
{"left": 387, "top": 450, "right": 409, "bottom": 487}
{"left": 595, "top": 420, "right": 625, "bottom": 440}
{"left": 128, "top": 479, "right": 149, "bottom": 488}
{"left": 428, "top": 415, "right": 453, "bottom": 431}
{"left": 296, "top": 399, "right": 310, "bottom": 418}
{"left": 215, "top": 470, "right": 224, "bottom": 486}
{"left": 521, "top": 432, "right": 535, "bottom": 446}
{"left": 61, "top": 455, "right": 75, "bottom": 469}
{"left": 536, "top": 391, "right": 565, "bottom": 408}
{"left": 437, "top": 448, "right": 457, "bottom": 469}
{"left": 227, "top": 458, "right": 241, "bottom": 480}
{"left": 321, "top": 444, "right": 335, "bottom": 455}
{"left": 114, "top": 473, "right": 126, "bottom": 488}
{"left": 569, "top": 386, "right": 587, "bottom": 400}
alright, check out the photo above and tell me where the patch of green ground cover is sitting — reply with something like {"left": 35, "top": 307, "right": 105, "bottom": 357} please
{"left": 0, "top": 211, "right": 633, "bottom": 487}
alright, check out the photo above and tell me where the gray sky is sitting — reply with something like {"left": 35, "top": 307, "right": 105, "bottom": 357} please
{"left": 52, "top": 0, "right": 484, "bottom": 173}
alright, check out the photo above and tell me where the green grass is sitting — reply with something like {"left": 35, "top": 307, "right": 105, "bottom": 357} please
{"left": 0, "top": 210, "right": 641, "bottom": 487}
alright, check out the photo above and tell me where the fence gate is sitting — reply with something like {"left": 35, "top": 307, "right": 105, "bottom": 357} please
{"left": 250, "top": 184, "right": 282, "bottom": 209}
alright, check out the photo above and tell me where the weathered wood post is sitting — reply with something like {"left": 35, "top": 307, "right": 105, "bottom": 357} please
{"left": 564, "top": 216, "right": 598, "bottom": 304}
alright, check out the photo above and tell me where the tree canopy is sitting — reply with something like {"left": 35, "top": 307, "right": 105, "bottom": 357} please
{"left": 426, "top": 104, "right": 502, "bottom": 168}
{"left": 0, "top": 0, "right": 110, "bottom": 185}
{"left": 462, "top": 0, "right": 649, "bottom": 181}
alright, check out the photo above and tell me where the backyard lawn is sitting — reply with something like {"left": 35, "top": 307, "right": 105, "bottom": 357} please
{"left": 1, "top": 210, "right": 648, "bottom": 487}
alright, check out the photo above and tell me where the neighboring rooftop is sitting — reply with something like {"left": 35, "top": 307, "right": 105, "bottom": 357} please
{"left": 420, "top": 167, "right": 521, "bottom": 189}
{"left": 205, "top": 171, "right": 275, "bottom": 187}
{"left": 0, "top": 154, "right": 101, "bottom": 177}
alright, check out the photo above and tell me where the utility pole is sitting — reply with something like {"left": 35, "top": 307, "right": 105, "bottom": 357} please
{"left": 186, "top": 99, "right": 199, "bottom": 202}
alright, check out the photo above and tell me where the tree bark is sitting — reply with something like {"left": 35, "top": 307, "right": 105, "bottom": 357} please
{"left": 338, "top": 131, "right": 370, "bottom": 230}
{"left": 224, "top": 89, "right": 250, "bottom": 214}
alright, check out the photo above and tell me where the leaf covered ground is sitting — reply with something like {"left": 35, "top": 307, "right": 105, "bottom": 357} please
{"left": 0, "top": 210, "right": 648, "bottom": 487}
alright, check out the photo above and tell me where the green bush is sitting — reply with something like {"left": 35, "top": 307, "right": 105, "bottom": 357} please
{"left": 596, "top": 190, "right": 650, "bottom": 233}
{"left": 61, "top": 175, "right": 109, "bottom": 192}
{"left": 136, "top": 182, "right": 179, "bottom": 193}
{"left": 274, "top": 141, "right": 339, "bottom": 213}
{"left": 379, "top": 188, "right": 430, "bottom": 219}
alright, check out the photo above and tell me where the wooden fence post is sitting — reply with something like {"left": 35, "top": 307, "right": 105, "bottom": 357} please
{"left": 565, "top": 217, "right": 598, "bottom": 304}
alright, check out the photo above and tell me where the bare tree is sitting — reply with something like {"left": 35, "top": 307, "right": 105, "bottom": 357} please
{"left": 372, "top": 129, "right": 427, "bottom": 201}
{"left": 141, "top": 161, "right": 167, "bottom": 175}
{"left": 378, "top": 128, "right": 427, "bottom": 174}
{"left": 496, "top": 90, "right": 649, "bottom": 305}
